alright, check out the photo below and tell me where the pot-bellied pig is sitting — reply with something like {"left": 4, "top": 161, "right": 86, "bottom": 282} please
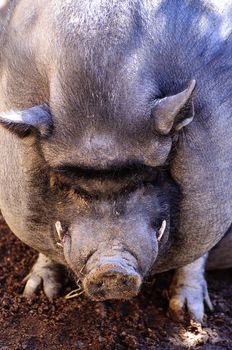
{"left": 0, "top": 0, "right": 231, "bottom": 322}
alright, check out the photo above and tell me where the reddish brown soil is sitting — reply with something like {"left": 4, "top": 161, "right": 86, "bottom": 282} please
{"left": 1, "top": 215, "right": 232, "bottom": 350}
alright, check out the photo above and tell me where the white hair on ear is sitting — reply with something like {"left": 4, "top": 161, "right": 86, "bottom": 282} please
{"left": 0, "top": 111, "right": 24, "bottom": 123}
{"left": 0, "top": 105, "right": 52, "bottom": 137}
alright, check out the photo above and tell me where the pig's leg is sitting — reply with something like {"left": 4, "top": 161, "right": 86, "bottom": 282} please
{"left": 169, "top": 253, "right": 213, "bottom": 322}
{"left": 23, "top": 253, "right": 64, "bottom": 300}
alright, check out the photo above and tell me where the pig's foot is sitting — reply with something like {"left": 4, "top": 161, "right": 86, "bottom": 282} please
{"left": 169, "top": 254, "right": 213, "bottom": 323}
{"left": 23, "top": 253, "right": 64, "bottom": 300}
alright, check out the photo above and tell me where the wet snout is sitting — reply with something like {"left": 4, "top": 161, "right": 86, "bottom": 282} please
{"left": 83, "top": 254, "right": 142, "bottom": 301}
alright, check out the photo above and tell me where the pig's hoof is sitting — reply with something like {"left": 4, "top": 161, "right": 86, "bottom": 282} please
{"left": 23, "top": 253, "right": 64, "bottom": 300}
{"left": 169, "top": 278, "right": 213, "bottom": 323}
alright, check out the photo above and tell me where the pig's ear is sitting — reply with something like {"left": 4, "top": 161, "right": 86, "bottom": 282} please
{"left": 152, "top": 80, "right": 196, "bottom": 135}
{"left": 0, "top": 104, "right": 53, "bottom": 138}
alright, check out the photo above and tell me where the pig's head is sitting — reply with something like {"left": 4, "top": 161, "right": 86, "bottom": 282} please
{"left": 50, "top": 167, "right": 176, "bottom": 301}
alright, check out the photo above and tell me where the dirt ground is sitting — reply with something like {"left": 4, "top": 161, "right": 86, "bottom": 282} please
{"left": 0, "top": 215, "right": 232, "bottom": 350}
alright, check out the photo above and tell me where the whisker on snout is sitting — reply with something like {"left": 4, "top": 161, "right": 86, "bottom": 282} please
{"left": 79, "top": 264, "right": 86, "bottom": 276}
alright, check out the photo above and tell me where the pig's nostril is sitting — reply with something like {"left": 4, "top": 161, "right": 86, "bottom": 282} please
{"left": 122, "top": 279, "right": 130, "bottom": 286}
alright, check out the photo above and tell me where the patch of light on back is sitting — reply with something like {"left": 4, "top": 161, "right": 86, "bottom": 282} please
{"left": 209, "top": 0, "right": 232, "bottom": 12}
{"left": 199, "top": 15, "right": 209, "bottom": 34}
{"left": 0, "top": 0, "right": 7, "bottom": 10}
{"left": 61, "top": 0, "right": 134, "bottom": 41}
{"left": 206, "top": 1, "right": 232, "bottom": 41}
{"left": 68, "top": 13, "right": 79, "bottom": 26}
{"left": 219, "top": 19, "right": 231, "bottom": 40}
{"left": 212, "top": 0, "right": 232, "bottom": 42}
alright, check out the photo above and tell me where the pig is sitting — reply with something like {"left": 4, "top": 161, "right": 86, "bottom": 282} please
{"left": 0, "top": 0, "right": 231, "bottom": 323}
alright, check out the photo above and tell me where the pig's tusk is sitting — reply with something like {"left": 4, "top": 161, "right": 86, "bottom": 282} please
{"left": 55, "top": 221, "right": 63, "bottom": 241}
{"left": 157, "top": 220, "right": 167, "bottom": 241}
{"left": 55, "top": 221, "right": 64, "bottom": 248}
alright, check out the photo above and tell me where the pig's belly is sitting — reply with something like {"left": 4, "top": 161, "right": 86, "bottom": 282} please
{"left": 207, "top": 226, "right": 232, "bottom": 270}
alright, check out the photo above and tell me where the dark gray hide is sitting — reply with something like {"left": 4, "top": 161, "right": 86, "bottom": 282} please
{"left": 0, "top": 0, "right": 231, "bottom": 295}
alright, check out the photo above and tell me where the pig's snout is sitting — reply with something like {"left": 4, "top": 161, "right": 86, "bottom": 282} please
{"left": 83, "top": 255, "right": 142, "bottom": 301}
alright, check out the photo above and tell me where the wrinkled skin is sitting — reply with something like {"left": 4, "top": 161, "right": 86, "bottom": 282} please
{"left": 0, "top": 0, "right": 232, "bottom": 322}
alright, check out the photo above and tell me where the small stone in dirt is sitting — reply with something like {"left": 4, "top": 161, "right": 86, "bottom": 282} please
{"left": 76, "top": 340, "right": 85, "bottom": 349}
{"left": 21, "top": 336, "right": 39, "bottom": 349}
{"left": 95, "top": 302, "right": 107, "bottom": 318}
{"left": 98, "top": 336, "right": 105, "bottom": 342}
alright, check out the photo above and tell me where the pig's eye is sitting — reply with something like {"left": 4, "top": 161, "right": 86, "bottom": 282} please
{"left": 151, "top": 221, "right": 159, "bottom": 231}
{"left": 50, "top": 172, "right": 92, "bottom": 199}
{"left": 50, "top": 173, "right": 70, "bottom": 190}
